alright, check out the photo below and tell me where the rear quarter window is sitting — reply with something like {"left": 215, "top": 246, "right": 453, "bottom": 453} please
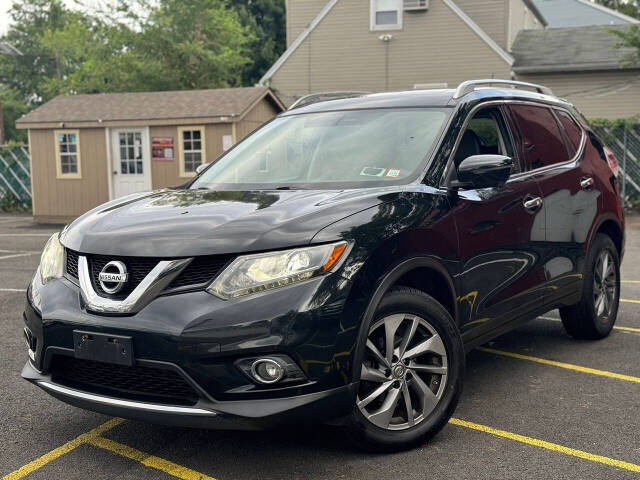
{"left": 555, "top": 110, "right": 583, "bottom": 156}
{"left": 509, "top": 104, "right": 569, "bottom": 170}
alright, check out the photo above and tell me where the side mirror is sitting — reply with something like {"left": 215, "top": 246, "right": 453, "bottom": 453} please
{"left": 195, "top": 163, "right": 210, "bottom": 175}
{"left": 453, "top": 155, "right": 513, "bottom": 189}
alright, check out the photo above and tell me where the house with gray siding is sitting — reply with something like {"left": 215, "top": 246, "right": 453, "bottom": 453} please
{"left": 513, "top": 25, "right": 640, "bottom": 118}
{"left": 263, "top": 0, "right": 639, "bottom": 119}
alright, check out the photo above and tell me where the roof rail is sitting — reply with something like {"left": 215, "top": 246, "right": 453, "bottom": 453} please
{"left": 453, "top": 79, "right": 553, "bottom": 99}
{"left": 289, "top": 91, "right": 372, "bottom": 110}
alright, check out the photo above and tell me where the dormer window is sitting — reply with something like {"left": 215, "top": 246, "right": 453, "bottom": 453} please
{"left": 370, "top": 0, "right": 403, "bottom": 31}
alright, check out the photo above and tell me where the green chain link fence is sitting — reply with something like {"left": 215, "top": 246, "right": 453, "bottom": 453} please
{"left": 591, "top": 121, "right": 640, "bottom": 206}
{"left": 0, "top": 144, "right": 31, "bottom": 211}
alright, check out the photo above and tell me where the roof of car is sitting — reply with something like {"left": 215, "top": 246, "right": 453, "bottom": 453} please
{"left": 281, "top": 87, "right": 571, "bottom": 115}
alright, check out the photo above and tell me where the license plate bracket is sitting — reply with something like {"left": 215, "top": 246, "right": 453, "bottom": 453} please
{"left": 73, "top": 330, "right": 134, "bottom": 366}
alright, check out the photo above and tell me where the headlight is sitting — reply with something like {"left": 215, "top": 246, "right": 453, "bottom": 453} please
{"left": 39, "top": 232, "right": 65, "bottom": 284}
{"left": 208, "top": 242, "right": 348, "bottom": 299}
{"left": 29, "top": 271, "right": 43, "bottom": 313}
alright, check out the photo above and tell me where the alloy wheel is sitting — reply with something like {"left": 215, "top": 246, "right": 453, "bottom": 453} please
{"left": 357, "top": 314, "right": 448, "bottom": 431}
{"left": 593, "top": 250, "right": 617, "bottom": 321}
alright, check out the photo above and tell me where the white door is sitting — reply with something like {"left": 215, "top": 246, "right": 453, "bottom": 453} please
{"left": 111, "top": 128, "right": 152, "bottom": 198}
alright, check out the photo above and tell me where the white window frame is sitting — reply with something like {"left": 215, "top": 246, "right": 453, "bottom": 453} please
{"left": 370, "top": 0, "right": 403, "bottom": 31}
{"left": 178, "top": 126, "right": 206, "bottom": 178}
{"left": 54, "top": 129, "right": 82, "bottom": 179}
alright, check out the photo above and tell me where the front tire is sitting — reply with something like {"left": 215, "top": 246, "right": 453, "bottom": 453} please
{"left": 346, "top": 287, "right": 464, "bottom": 451}
{"left": 560, "top": 233, "right": 620, "bottom": 339}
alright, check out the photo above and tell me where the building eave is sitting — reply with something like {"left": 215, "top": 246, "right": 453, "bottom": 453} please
{"left": 513, "top": 63, "right": 636, "bottom": 74}
{"left": 521, "top": 0, "right": 549, "bottom": 27}
{"left": 259, "top": 0, "right": 339, "bottom": 85}
{"left": 260, "top": 0, "right": 515, "bottom": 85}
{"left": 443, "top": 0, "right": 514, "bottom": 66}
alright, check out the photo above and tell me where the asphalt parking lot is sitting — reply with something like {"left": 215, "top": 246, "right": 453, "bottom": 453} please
{"left": 2, "top": 213, "right": 640, "bottom": 480}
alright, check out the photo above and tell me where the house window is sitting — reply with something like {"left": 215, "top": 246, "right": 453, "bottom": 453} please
{"left": 54, "top": 130, "right": 81, "bottom": 179}
{"left": 370, "top": 0, "right": 402, "bottom": 31}
{"left": 178, "top": 126, "right": 206, "bottom": 177}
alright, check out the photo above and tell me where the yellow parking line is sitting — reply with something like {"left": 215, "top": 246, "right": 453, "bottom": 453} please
{"left": 538, "top": 316, "right": 640, "bottom": 333}
{"left": 449, "top": 418, "right": 640, "bottom": 473}
{"left": 87, "top": 436, "right": 215, "bottom": 480}
{"left": 621, "top": 280, "right": 640, "bottom": 284}
{"left": 477, "top": 347, "right": 640, "bottom": 384}
{"left": 1, "top": 418, "right": 125, "bottom": 480}
{"left": 620, "top": 298, "right": 640, "bottom": 304}
{"left": 615, "top": 325, "right": 640, "bottom": 333}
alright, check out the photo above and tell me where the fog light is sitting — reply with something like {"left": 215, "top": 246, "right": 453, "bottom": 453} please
{"left": 23, "top": 327, "right": 36, "bottom": 361}
{"left": 251, "top": 358, "right": 285, "bottom": 384}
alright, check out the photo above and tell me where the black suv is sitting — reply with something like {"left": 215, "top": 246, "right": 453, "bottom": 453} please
{"left": 23, "top": 80, "right": 624, "bottom": 450}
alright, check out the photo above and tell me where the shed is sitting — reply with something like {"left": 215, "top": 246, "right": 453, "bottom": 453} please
{"left": 16, "top": 87, "right": 284, "bottom": 223}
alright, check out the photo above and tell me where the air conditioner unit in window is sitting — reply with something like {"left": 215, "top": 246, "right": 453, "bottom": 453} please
{"left": 404, "top": 0, "right": 428, "bottom": 11}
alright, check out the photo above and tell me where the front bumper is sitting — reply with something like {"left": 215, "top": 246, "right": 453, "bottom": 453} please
{"left": 22, "top": 360, "right": 357, "bottom": 430}
{"left": 23, "top": 269, "right": 364, "bottom": 429}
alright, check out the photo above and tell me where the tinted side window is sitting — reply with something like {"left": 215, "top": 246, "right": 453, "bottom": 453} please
{"left": 555, "top": 110, "right": 583, "bottom": 156}
{"left": 454, "top": 107, "right": 518, "bottom": 172}
{"left": 509, "top": 105, "right": 569, "bottom": 170}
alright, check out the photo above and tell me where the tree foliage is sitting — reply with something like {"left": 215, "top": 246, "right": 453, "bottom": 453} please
{"left": 0, "top": 0, "right": 286, "bottom": 142}
{"left": 610, "top": 25, "right": 640, "bottom": 66}
{"left": 229, "top": 0, "right": 286, "bottom": 85}
{"left": 594, "top": 0, "right": 640, "bottom": 19}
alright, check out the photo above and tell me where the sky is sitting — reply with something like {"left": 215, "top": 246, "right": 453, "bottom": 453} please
{"left": 0, "top": 0, "right": 113, "bottom": 36}
{"left": 0, "top": 0, "right": 17, "bottom": 35}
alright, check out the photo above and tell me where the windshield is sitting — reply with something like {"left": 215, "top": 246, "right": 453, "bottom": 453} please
{"left": 191, "top": 108, "right": 451, "bottom": 190}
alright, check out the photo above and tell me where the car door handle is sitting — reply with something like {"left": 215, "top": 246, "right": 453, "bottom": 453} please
{"left": 523, "top": 196, "right": 543, "bottom": 211}
{"left": 580, "top": 177, "right": 594, "bottom": 190}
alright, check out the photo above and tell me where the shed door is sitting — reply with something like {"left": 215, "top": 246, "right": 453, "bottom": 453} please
{"left": 111, "top": 128, "right": 151, "bottom": 198}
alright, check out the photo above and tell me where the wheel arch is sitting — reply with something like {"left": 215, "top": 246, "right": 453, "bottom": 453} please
{"left": 350, "top": 256, "right": 458, "bottom": 382}
{"left": 589, "top": 214, "right": 624, "bottom": 259}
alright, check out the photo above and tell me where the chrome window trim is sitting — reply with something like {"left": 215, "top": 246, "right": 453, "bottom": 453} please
{"left": 507, "top": 103, "right": 586, "bottom": 181}
{"left": 78, "top": 255, "right": 192, "bottom": 314}
{"left": 440, "top": 99, "right": 586, "bottom": 188}
{"left": 37, "top": 381, "right": 215, "bottom": 415}
{"left": 439, "top": 99, "right": 505, "bottom": 188}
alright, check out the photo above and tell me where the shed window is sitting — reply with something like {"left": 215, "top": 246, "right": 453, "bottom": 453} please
{"left": 179, "top": 127, "right": 206, "bottom": 177}
{"left": 54, "top": 130, "right": 81, "bottom": 178}
{"left": 371, "top": 0, "right": 402, "bottom": 30}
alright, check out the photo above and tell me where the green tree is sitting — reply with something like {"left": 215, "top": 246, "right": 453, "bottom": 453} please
{"left": 0, "top": 84, "right": 29, "bottom": 143}
{"left": 610, "top": 25, "right": 640, "bottom": 66}
{"left": 0, "top": 0, "right": 70, "bottom": 102}
{"left": 0, "top": 0, "right": 256, "bottom": 142}
{"left": 128, "top": 0, "right": 253, "bottom": 89}
{"left": 594, "top": 0, "right": 640, "bottom": 19}
{"left": 229, "top": 0, "right": 286, "bottom": 85}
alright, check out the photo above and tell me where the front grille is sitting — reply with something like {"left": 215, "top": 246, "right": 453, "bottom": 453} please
{"left": 50, "top": 355, "right": 200, "bottom": 405}
{"left": 89, "top": 254, "right": 158, "bottom": 297}
{"left": 65, "top": 249, "right": 234, "bottom": 296}
{"left": 66, "top": 249, "right": 79, "bottom": 279}
{"left": 169, "top": 255, "right": 234, "bottom": 290}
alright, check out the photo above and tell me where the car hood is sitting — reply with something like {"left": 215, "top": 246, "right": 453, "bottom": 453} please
{"left": 61, "top": 187, "right": 405, "bottom": 257}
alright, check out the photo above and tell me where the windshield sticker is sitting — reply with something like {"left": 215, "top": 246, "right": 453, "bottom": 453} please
{"left": 386, "top": 169, "right": 401, "bottom": 178}
{"left": 360, "top": 167, "right": 386, "bottom": 177}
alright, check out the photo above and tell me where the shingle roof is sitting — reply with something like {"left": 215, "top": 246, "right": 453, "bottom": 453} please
{"left": 512, "top": 25, "right": 637, "bottom": 73}
{"left": 17, "top": 87, "right": 283, "bottom": 127}
{"left": 531, "top": 0, "right": 638, "bottom": 28}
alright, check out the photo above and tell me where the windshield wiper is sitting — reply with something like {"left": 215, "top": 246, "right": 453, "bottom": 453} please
{"left": 274, "top": 186, "right": 306, "bottom": 190}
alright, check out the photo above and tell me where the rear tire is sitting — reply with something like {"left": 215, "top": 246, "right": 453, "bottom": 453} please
{"left": 345, "top": 286, "right": 464, "bottom": 451}
{"left": 560, "top": 233, "right": 620, "bottom": 340}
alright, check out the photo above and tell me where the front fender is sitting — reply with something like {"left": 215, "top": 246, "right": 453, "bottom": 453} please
{"left": 313, "top": 191, "right": 460, "bottom": 383}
